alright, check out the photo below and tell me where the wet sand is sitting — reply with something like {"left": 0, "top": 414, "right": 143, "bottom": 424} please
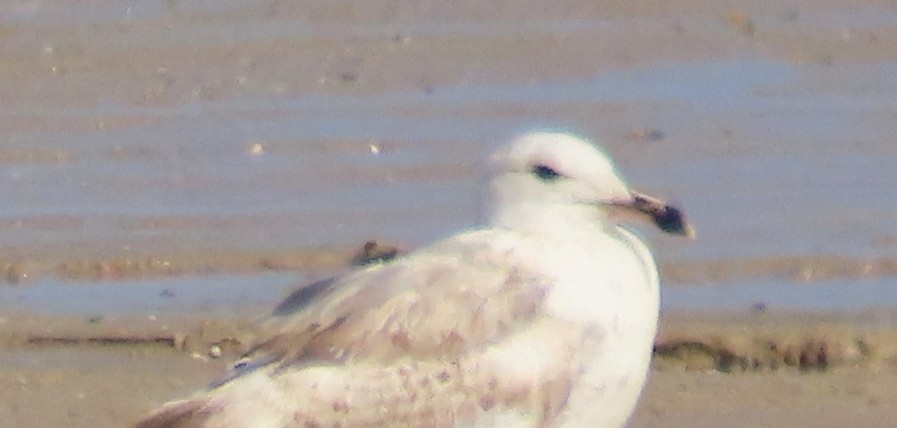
{"left": 2, "top": 310, "right": 897, "bottom": 427}
{"left": 3, "top": 0, "right": 897, "bottom": 426}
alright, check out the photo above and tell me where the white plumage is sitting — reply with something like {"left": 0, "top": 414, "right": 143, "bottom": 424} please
{"left": 136, "top": 131, "right": 693, "bottom": 428}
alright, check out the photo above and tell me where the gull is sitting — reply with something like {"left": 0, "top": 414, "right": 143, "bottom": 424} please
{"left": 136, "top": 131, "right": 693, "bottom": 428}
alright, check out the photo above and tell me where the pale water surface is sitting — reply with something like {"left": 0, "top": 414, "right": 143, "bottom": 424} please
{"left": 2, "top": 6, "right": 896, "bottom": 314}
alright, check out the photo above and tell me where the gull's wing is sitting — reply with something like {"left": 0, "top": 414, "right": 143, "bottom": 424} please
{"left": 135, "top": 229, "right": 574, "bottom": 428}
{"left": 239, "top": 228, "right": 550, "bottom": 371}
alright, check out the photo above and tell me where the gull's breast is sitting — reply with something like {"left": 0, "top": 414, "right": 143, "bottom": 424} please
{"left": 537, "top": 230, "right": 661, "bottom": 428}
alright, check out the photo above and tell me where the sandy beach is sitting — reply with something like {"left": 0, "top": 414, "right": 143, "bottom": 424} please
{"left": 2, "top": 0, "right": 897, "bottom": 426}
{"left": 2, "top": 308, "right": 897, "bottom": 427}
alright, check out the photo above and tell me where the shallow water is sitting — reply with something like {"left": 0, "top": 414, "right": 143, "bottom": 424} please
{"left": 6, "top": 61, "right": 896, "bottom": 254}
{"left": 3, "top": 2, "right": 897, "bottom": 313}
{"left": 663, "top": 277, "right": 897, "bottom": 312}
{"left": 0, "top": 273, "right": 302, "bottom": 316}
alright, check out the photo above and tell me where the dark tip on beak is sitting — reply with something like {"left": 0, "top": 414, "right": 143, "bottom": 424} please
{"left": 652, "top": 204, "right": 694, "bottom": 237}
{"left": 630, "top": 192, "right": 696, "bottom": 239}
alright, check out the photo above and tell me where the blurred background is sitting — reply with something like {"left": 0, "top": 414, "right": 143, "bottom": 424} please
{"left": 3, "top": 0, "right": 896, "bottom": 313}
{"left": 1, "top": 1, "right": 897, "bottom": 426}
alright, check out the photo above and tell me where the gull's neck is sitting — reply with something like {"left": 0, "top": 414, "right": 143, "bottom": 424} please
{"left": 487, "top": 201, "right": 614, "bottom": 242}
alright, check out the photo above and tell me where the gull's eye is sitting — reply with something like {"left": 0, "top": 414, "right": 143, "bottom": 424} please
{"left": 532, "top": 164, "right": 562, "bottom": 181}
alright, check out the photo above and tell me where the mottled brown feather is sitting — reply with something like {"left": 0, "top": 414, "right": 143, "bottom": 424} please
{"left": 133, "top": 398, "right": 212, "bottom": 428}
{"left": 241, "top": 230, "right": 550, "bottom": 369}
{"left": 135, "top": 230, "right": 573, "bottom": 427}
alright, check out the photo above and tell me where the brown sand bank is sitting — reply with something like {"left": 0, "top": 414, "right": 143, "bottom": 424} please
{"left": 2, "top": 310, "right": 896, "bottom": 427}
{"left": 4, "top": 244, "right": 897, "bottom": 289}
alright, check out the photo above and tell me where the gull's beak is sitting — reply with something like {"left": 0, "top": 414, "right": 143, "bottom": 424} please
{"left": 612, "top": 191, "right": 696, "bottom": 238}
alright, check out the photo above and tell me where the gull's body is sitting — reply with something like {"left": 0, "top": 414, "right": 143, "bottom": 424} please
{"left": 136, "top": 131, "right": 692, "bottom": 428}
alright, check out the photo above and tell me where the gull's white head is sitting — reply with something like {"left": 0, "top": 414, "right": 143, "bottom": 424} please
{"left": 486, "top": 131, "right": 693, "bottom": 238}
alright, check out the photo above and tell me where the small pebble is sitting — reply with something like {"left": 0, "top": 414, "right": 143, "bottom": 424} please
{"left": 209, "top": 345, "right": 222, "bottom": 358}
